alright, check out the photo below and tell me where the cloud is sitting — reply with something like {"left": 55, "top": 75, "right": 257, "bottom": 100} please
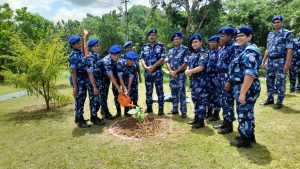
{"left": 65, "top": 0, "right": 121, "bottom": 8}
{"left": 0, "top": 0, "right": 151, "bottom": 22}
{"left": 52, "top": 6, "right": 117, "bottom": 22}
{"left": 0, "top": 0, "right": 58, "bottom": 12}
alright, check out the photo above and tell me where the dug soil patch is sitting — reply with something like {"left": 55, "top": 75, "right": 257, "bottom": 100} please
{"left": 109, "top": 115, "right": 169, "bottom": 140}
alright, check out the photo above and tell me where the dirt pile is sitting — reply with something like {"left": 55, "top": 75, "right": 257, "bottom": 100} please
{"left": 109, "top": 115, "right": 168, "bottom": 140}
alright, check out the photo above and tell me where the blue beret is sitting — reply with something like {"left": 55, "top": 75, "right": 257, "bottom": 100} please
{"left": 88, "top": 38, "right": 99, "bottom": 47}
{"left": 272, "top": 15, "right": 283, "bottom": 23}
{"left": 208, "top": 35, "right": 220, "bottom": 42}
{"left": 236, "top": 26, "right": 253, "bottom": 36}
{"left": 109, "top": 45, "right": 122, "bottom": 54}
{"left": 189, "top": 34, "right": 202, "bottom": 43}
{"left": 147, "top": 28, "right": 158, "bottom": 36}
{"left": 68, "top": 35, "right": 80, "bottom": 44}
{"left": 218, "top": 26, "right": 236, "bottom": 35}
{"left": 123, "top": 41, "right": 133, "bottom": 48}
{"left": 125, "top": 51, "right": 138, "bottom": 59}
{"left": 171, "top": 32, "right": 183, "bottom": 41}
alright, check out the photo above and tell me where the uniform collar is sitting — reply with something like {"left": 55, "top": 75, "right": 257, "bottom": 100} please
{"left": 226, "top": 39, "right": 235, "bottom": 47}
{"left": 193, "top": 47, "right": 205, "bottom": 53}
{"left": 72, "top": 49, "right": 82, "bottom": 53}
{"left": 210, "top": 48, "right": 218, "bottom": 53}
{"left": 147, "top": 41, "right": 158, "bottom": 46}
{"left": 174, "top": 44, "right": 183, "bottom": 50}
{"left": 274, "top": 28, "right": 284, "bottom": 34}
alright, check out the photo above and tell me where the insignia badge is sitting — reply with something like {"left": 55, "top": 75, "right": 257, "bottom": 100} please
{"left": 248, "top": 53, "right": 255, "bottom": 62}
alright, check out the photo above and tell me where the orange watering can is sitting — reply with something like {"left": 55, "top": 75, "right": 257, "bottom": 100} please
{"left": 118, "top": 94, "right": 136, "bottom": 107}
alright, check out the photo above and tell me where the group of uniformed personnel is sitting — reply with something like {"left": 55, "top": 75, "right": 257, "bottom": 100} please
{"left": 68, "top": 15, "right": 299, "bottom": 148}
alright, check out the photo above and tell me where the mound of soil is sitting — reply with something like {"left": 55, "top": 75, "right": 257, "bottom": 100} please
{"left": 109, "top": 115, "right": 168, "bottom": 140}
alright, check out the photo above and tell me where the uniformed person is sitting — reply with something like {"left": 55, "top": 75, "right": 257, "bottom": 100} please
{"left": 228, "top": 26, "right": 262, "bottom": 148}
{"left": 215, "top": 26, "right": 237, "bottom": 134}
{"left": 205, "top": 35, "right": 221, "bottom": 121}
{"left": 122, "top": 41, "right": 142, "bottom": 107}
{"left": 185, "top": 34, "right": 208, "bottom": 129}
{"left": 166, "top": 32, "right": 189, "bottom": 118}
{"left": 261, "top": 15, "right": 294, "bottom": 109}
{"left": 84, "top": 34, "right": 105, "bottom": 125}
{"left": 97, "top": 45, "right": 124, "bottom": 119}
{"left": 140, "top": 28, "right": 166, "bottom": 115}
{"left": 68, "top": 35, "right": 90, "bottom": 128}
{"left": 289, "top": 28, "right": 300, "bottom": 93}
{"left": 117, "top": 51, "right": 138, "bottom": 116}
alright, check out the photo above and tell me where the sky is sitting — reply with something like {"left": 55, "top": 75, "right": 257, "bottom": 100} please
{"left": 0, "top": 0, "right": 151, "bottom": 22}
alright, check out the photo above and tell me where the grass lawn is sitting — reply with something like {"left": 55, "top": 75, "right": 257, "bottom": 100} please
{"left": 0, "top": 77, "right": 299, "bottom": 169}
{"left": 0, "top": 83, "right": 21, "bottom": 95}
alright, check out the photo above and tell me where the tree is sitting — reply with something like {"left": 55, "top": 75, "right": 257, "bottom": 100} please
{"left": 161, "top": 0, "right": 214, "bottom": 38}
{"left": 14, "top": 7, "right": 55, "bottom": 48}
{"left": 81, "top": 10, "right": 126, "bottom": 57}
{"left": 1, "top": 34, "right": 70, "bottom": 109}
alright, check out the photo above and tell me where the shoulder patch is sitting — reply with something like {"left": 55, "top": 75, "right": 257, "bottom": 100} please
{"left": 248, "top": 53, "right": 256, "bottom": 62}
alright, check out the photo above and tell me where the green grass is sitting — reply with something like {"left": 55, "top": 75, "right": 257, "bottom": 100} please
{"left": 0, "top": 77, "right": 300, "bottom": 169}
{"left": 0, "top": 83, "right": 21, "bottom": 95}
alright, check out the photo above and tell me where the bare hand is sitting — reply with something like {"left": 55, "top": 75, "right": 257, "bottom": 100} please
{"left": 224, "top": 82, "right": 231, "bottom": 91}
{"left": 118, "top": 88, "right": 123, "bottom": 94}
{"left": 170, "top": 71, "right": 177, "bottom": 77}
{"left": 185, "top": 70, "right": 192, "bottom": 77}
{"left": 93, "top": 87, "right": 99, "bottom": 96}
{"left": 84, "top": 29, "right": 89, "bottom": 36}
{"left": 239, "top": 94, "right": 246, "bottom": 105}
{"left": 127, "top": 89, "right": 131, "bottom": 96}
{"left": 283, "top": 63, "right": 290, "bottom": 73}
{"left": 73, "top": 87, "right": 78, "bottom": 97}
{"left": 147, "top": 66, "right": 154, "bottom": 73}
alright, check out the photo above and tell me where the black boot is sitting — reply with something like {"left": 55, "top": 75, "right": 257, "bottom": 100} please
{"left": 90, "top": 115, "right": 105, "bottom": 125}
{"left": 213, "top": 120, "right": 226, "bottom": 129}
{"left": 76, "top": 115, "right": 90, "bottom": 128}
{"left": 205, "top": 107, "right": 213, "bottom": 120}
{"left": 115, "top": 105, "right": 122, "bottom": 118}
{"left": 218, "top": 120, "right": 233, "bottom": 134}
{"left": 167, "top": 111, "right": 179, "bottom": 115}
{"left": 209, "top": 110, "right": 220, "bottom": 121}
{"left": 104, "top": 109, "right": 116, "bottom": 120}
{"left": 192, "top": 119, "right": 205, "bottom": 129}
{"left": 124, "top": 107, "right": 131, "bottom": 117}
{"left": 100, "top": 108, "right": 105, "bottom": 117}
{"left": 261, "top": 99, "right": 274, "bottom": 105}
{"left": 188, "top": 116, "right": 198, "bottom": 125}
{"left": 230, "top": 137, "right": 252, "bottom": 148}
{"left": 158, "top": 108, "right": 164, "bottom": 116}
{"left": 145, "top": 107, "right": 153, "bottom": 113}
{"left": 235, "top": 133, "right": 256, "bottom": 143}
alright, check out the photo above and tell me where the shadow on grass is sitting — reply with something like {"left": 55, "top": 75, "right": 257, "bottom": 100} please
{"left": 5, "top": 107, "right": 68, "bottom": 124}
{"left": 277, "top": 105, "right": 300, "bottom": 114}
{"left": 237, "top": 143, "right": 272, "bottom": 165}
{"left": 72, "top": 125, "right": 104, "bottom": 137}
{"left": 190, "top": 126, "right": 215, "bottom": 136}
{"left": 284, "top": 93, "right": 298, "bottom": 98}
{"left": 170, "top": 114, "right": 189, "bottom": 124}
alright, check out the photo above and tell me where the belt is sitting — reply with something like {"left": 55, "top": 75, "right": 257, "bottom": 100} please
{"left": 205, "top": 69, "right": 228, "bottom": 75}
{"left": 231, "top": 78, "right": 259, "bottom": 85}
{"left": 269, "top": 54, "right": 285, "bottom": 59}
